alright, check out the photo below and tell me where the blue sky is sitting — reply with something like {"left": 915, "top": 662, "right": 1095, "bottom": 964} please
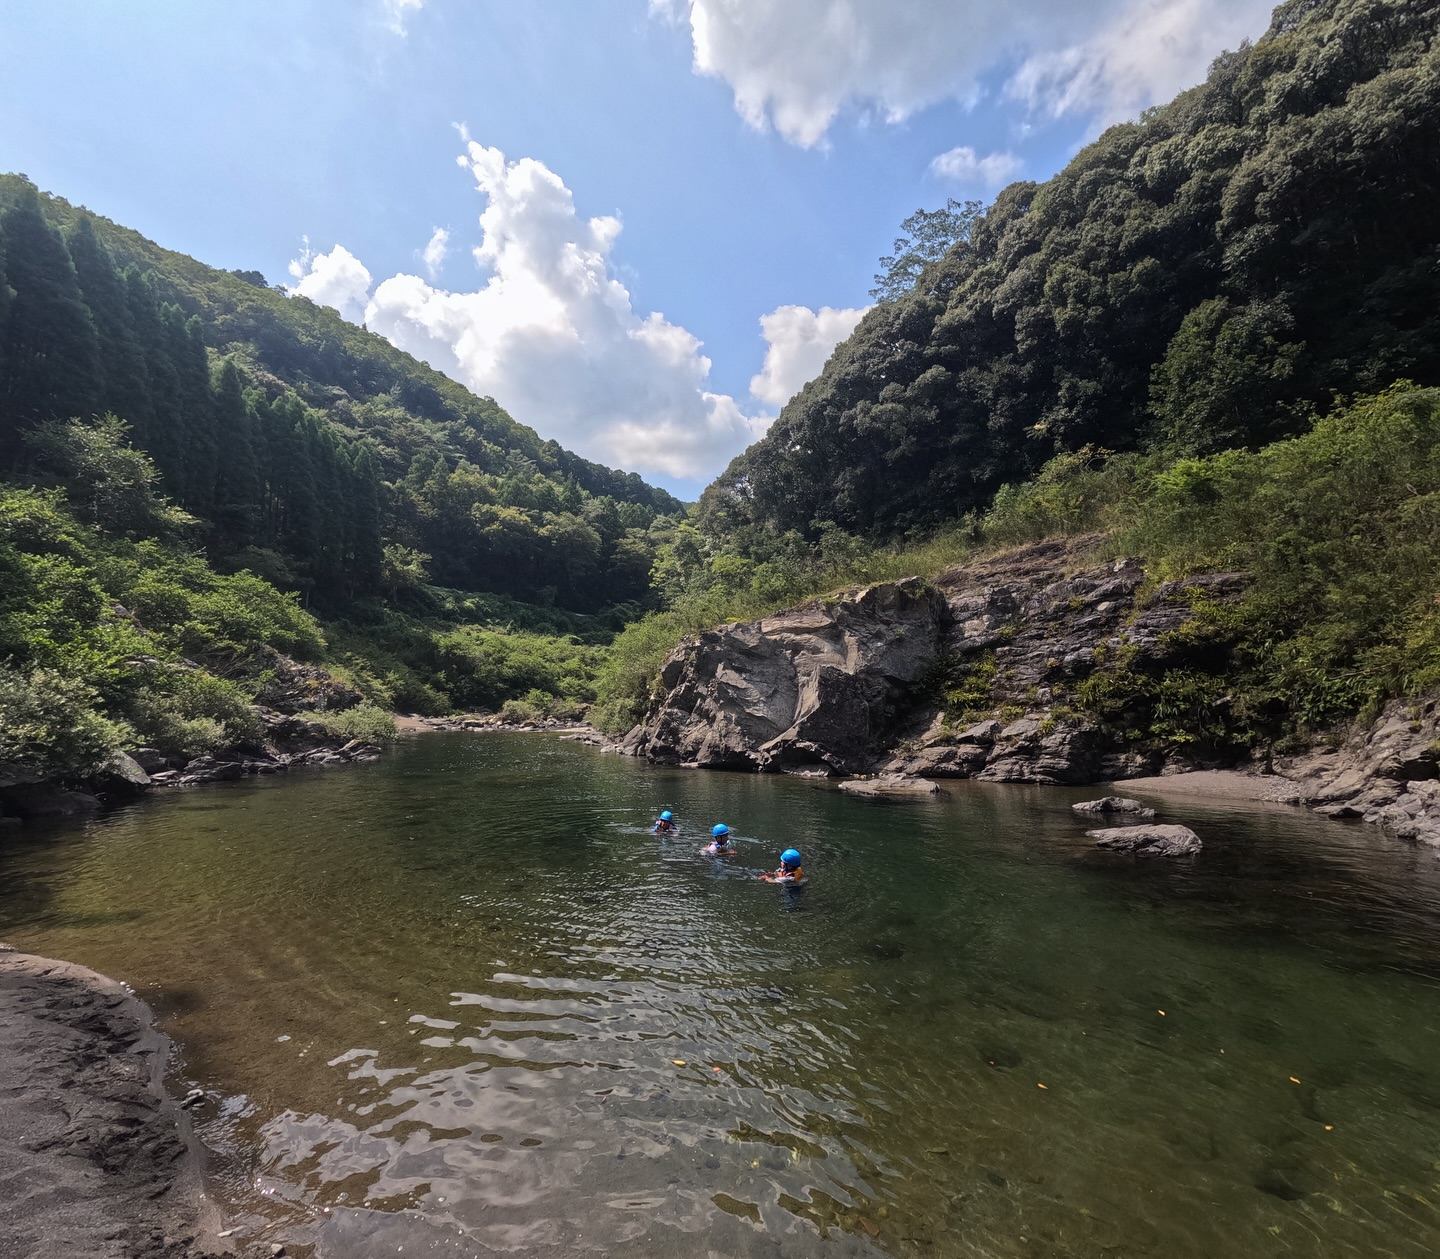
{"left": 0, "top": 0, "right": 1277, "bottom": 497}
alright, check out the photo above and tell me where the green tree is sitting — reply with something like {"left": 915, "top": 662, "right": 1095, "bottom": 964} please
{"left": 211, "top": 359, "right": 262, "bottom": 549}
{"left": 24, "top": 413, "right": 193, "bottom": 538}
{"left": 870, "top": 198, "right": 984, "bottom": 302}
{"left": 1150, "top": 298, "right": 1305, "bottom": 453}
{"left": 65, "top": 214, "right": 153, "bottom": 446}
{"left": 346, "top": 446, "right": 385, "bottom": 593}
{"left": 0, "top": 182, "right": 100, "bottom": 455}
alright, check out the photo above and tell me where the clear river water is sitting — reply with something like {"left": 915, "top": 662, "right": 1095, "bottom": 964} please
{"left": 3, "top": 732, "right": 1440, "bottom": 1258}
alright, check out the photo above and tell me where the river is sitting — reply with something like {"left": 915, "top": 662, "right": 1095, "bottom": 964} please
{"left": 3, "top": 732, "right": 1440, "bottom": 1257}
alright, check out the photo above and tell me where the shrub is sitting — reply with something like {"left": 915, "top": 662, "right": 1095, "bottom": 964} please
{"left": 0, "top": 665, "right": 130, "bottom": 781}
{"left": 317, "top": 702, "right": 398, "bottom": 744}
{"left": 126, "top": 669, "right": 263, "bottom": 756}
{"left": 499, "top": 698, "right": 543, "bottom": 724}
{"left": 982, "top": 447, "right": 1142, "bottom": 547}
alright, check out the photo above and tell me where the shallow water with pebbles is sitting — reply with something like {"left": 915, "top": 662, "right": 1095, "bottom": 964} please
{"left": 4, "top": 732, "right": 1440, "bottom": 1257}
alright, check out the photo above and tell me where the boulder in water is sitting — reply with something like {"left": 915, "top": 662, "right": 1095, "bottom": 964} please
{"left": 1088, "top": 824, "right": 1201, "bottom": 856}
{"left": 0, "top": 786, "right": 102, "bottom": 818}
{"left": 1072, "top": 796, "right": 1155, "bottom": 818}
{"left": 838, "top": 774, "right": 940, "bottom": 796}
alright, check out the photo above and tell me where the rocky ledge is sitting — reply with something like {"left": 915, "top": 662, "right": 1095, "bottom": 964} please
{"left": 619, "top": 537, "right": 1440, "bottom": 849}
{"left": 0, "top": 948, "right": 213, "bottom": 1259}
{"left": 621, "top": 538, "right": 1223, "bottom": 781}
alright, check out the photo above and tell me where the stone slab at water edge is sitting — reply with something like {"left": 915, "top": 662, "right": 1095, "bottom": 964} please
{"left": 837, "top": 774, "right": 941, "bottom": 796}
{"left": 0, "top": 949, "right": 217, "bottom": 1259}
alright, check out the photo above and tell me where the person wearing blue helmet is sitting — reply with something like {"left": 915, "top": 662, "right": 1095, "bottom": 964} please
{"left": 761, "top": 848, "right": 805, "bottom": 884}
{"left": 652, "top": 809, "right": 676, "bottom": 835}
{"left": 702, "top": 823, "right": 733, "bottom": 856}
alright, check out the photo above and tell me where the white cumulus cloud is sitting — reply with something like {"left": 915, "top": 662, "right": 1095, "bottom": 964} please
{"left": 284, "top": 147, "right": 877, "bottom": 483}
{"left": 303, "top": 142, "right": 766, "bottom": 481}
{"left": 287, "top": 242, "right": 373, "bottom": 324}
{"left": 1008, "top": 0, "right": 1271, "bottom": 126}
{"left": 929, "top": 146, "right": 1024, "bottom": 189}
{"left": 750, "top": 304, "right": 868, "bottom": 408}
{"left": 421, "top": 226, "right": 449, "bottom": 278}
{"left": 659, "top": 0, "right": 1275, "bottom": 146}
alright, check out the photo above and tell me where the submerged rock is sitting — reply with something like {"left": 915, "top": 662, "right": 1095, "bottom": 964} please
{"left": 1088, "top": 824, "right": 1202, "bottom": 856}
{"left": 1072, "top": 796, "right": 1156, "bottom": 818}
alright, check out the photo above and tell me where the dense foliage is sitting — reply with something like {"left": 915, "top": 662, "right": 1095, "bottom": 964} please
{"left": 0, "top": 178, "right": 689, "bottom": 779}
{"left": 708, "top": 0, "right": 1440, "bottom": 540}
{"left": 0, "top": 449, "right": 315, "bottom": 773}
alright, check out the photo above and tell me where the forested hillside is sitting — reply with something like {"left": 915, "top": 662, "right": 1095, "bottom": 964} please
{"left": 706, "top": 0, "right": 1440, "bottom": 539}
{"left": 0, "top": 174, "right": 681, "bottom": 611}
{"left": 0, "top": 176, "right": 688, "bottom": 781}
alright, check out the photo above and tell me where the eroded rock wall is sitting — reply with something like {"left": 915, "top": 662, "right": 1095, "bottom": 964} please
{"left": 629, "top": 537, "right": 1239, "bottom": 784}
{"left": 637, "top": 577, "right": 948, "bottom": 774}
{"left": 624, "top": 535, "right": 1440, "bottom": 850}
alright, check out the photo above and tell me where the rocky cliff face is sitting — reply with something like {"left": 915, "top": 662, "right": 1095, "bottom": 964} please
{"left": 1272, "top": 699, "right": 1440, "bottom": 845}
{"left": 624, "top": 535, "right": 1440, "bottom": 848}
{"left": 636, "top": 578, "right": 947, "bottom": 774}
{"left": 628, "top": 538, "right": 1235, "bottom": 783}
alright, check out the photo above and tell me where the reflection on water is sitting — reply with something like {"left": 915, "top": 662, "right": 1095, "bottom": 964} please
{"left": 4, "top": 733, "right": 1440, "bottom": 1256}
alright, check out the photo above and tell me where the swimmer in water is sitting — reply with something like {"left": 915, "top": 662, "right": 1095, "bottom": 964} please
{"left": 652, "top": 810, "right": 676, "bottom": 834}
{"left": 701, "top": 823, "right": 734, "bottom": 855}
{"left": 760, "top": 848, "right": 805, "bottom": 884}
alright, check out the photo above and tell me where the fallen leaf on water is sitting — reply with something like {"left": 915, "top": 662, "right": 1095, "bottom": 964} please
{"left": 855, "top": 1216, "right": 881, "bottom": 1237}
{"left": 672, "top": 1059, "right": 687, "bottom": 1066}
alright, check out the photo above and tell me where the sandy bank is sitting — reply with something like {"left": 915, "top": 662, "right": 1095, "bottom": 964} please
{"left": 1105, "top": 769, "right": 1308, "bottom": 806}
{"left": 0, "top": 948, "right": 227, "bottom": 1259}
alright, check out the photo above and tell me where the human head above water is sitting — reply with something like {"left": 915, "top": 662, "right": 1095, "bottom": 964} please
{"left": 712, "top": 823, "right": 730, "bottom": 839}
{"left": 660, "top": 810, "right": 673, "bottom": 822}
{"left": 781, "top": 848, "right": 801, "bottom": 869}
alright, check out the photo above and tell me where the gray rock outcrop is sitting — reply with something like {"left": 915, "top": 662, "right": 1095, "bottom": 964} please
{"left": 637, "top": 578, "right": 948, "bottom": 774}
{"left": 1273, "top": 696, "right": 1440, "bottom": 845}
{"left": 1088, "top": 824, "right": 1202, "bottom": 856}
{"left": 620, "top": 536, "right": 1440, "bottom": 853}
{"left": 627, "top": 538, "right": 1240, "bottom": 784}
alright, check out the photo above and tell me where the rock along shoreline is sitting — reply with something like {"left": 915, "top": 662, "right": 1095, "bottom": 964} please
{"left": 610, "top": 537, "right": 1440, "bottom": 851}
{"left": 0, "top": 947, "right": 247, "bottom": 1259}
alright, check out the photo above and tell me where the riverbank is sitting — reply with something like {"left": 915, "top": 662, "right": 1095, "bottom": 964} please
{"left": 0, "top": 948, "right": 235, "bottom": 1259}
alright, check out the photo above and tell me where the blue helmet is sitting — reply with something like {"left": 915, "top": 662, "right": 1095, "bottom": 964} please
{"left": 712, "top": 823, "right": 730, "bottom": 837}
{"left": 781, "top": 848, "right": 802, "bottom": 867}
{"left": 660, "top": 810, "right": 673, "bottom": 821}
